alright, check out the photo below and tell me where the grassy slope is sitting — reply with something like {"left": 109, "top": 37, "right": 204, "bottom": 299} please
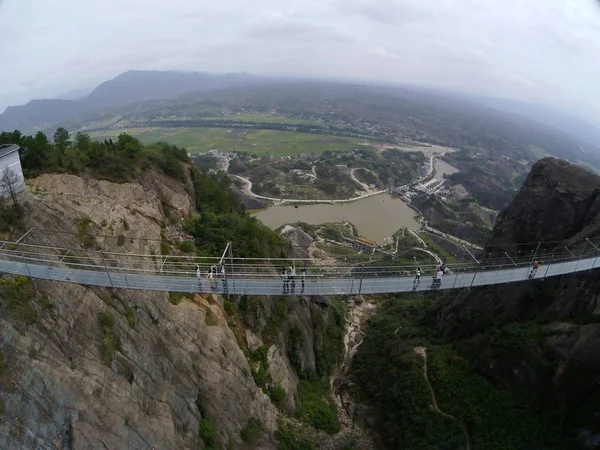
{"left": 89, "top": 127, "right": 363, "bottom": 156}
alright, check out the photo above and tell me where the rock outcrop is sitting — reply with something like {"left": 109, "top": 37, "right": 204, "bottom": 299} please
{"left": 487, "top": 157, "right": 600, "bottom": 253}
{"left": 0, "top": 172, "right": 354, "bottom": 449}
{"left": 278, "top": 225, "right": 314, "bottom": 259}
{"left": 1, "top": 173, "right": 285, "bottom": 449}
{"left": 437, "top": 158, "right": 600, "bottom": 448}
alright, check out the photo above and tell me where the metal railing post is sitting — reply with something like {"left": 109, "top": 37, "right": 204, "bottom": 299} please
{"left": 504, "top": 252, "right": 517, "bottom": 267}
{"left": 573, "top": 240, "right": 587, "bottom": 274}
{"left": 229, "top": 243, "right": 235, "bottom": 295}
{"left": 100, "top": 251, "right": 115, "bottom": 288}
{"left": 543, "top": 249, "right": 554, "bottom": 279}
{"left": 586, "top": 238, "right": 600, "bottom": 270}
{"left": 469, "top": 263, "right": 479, "bottom": 289}
{"left": 358, "top": 265, "right": 364, "bottom": 295}
{"left": 531, "top": 242, "right": 541, "bottom": 265}
{"left": 18, "top": 242, "right": 33, "bottom": 279}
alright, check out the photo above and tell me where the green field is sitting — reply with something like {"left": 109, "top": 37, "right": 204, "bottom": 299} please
{"left": 203, "top": 113, "right": 322, "bottom": 125}
{"left": 89, "top": 127, "right": 364, "bottom": 156}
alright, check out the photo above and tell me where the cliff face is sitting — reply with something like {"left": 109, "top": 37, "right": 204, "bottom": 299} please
{"left": 438, "top": 158, "right": 600, "bottom": 448}
{"left": 487, "top": 157, "right": 600, "bottom": 253}
{"left": 0, "top": 174, "right": 340, "bottom": 449}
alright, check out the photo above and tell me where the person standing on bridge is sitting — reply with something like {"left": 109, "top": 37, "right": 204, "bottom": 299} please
{"left": 282, "top": 269, "right": 289, "bottom": 293}
{"left": 414, "top": 267, "right": 421, "bottom": 284}
{"left": 529, "top": 261, "right": 540, "bottom": 279}
{"left": 196, "top": 264, "right": 202, "bottom": 290}
{"left": 209, "top": 264, "right": 217, "bottom": 290}
{"left": 302, "top": 268, "right": 306, "bottom": 292}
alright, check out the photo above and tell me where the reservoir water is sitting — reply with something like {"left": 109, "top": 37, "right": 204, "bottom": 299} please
{"left": 253, "top": 194, "right": 420, "bottom": 243}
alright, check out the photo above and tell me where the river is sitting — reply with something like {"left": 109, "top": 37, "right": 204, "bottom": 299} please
{"left": 253, "top": 194, "right": 420, "bottom": 243}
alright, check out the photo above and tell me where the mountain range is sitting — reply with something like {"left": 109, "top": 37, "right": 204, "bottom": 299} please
{"left": 1, "top": 69, "right": 600, "bottom": 161}
{"left": 0, "top": 70, "right": 257, "bottom": 132}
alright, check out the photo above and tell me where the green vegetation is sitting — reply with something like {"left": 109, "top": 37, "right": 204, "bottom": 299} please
{"left": 241, "top": 419, "right": 262, "bottom": 444}
{"left": 296, "top": 378, "right": 340, "bottom": 434}
{"left": 269, "top": 385, "right": 286, "bottom": 408}
{"left": 199, "top": 418, "right": 219, "bottom": 449}
{"left": 76, "top": 216, "right": 95, "bottom": 249}
{"left": 0, "top": 128, "right": 189, "bottom": 183}
{"left": 286, "top": 298, "right": 345, "bottom": 434}
{"left": 420, "top": 233, "right": 458, "bottom": 263}
{"left": 249, "top": 345, "right": 269, "bottom": 392}
{"left": 0, "top": 351, "right": 7, "bottom": 377}
{"left": 116, "top": 234, "right": 125, "bottom": 247}
{"left": 262, "top": 298, "right": 289, "bottom": 343}
{"left": 205, "top": 309, "right": 218, "bottom": 326}
{"left": 351, "top": 295, "right": 580, "bottom": 449}
{"left": 98, "top": 311, "right": 121, "bottom": 366}
{"left": 248, "top": 344, "right": 290, "bottom": 407}
{"left": 160, "top": 240, "right": 170, "bottom": 255}
{"left": 223, "top": 299, "right": 235, "bottom": 316}
{"left": 275, "top": 422, "right": 316, "bottom": 450}
{"left": 0, "top": 203, "right": 24, "bottom": 237}
{"left": 126, "top": 307, "right": 136, "bottom": 328}
{"left": 185, "top": 169, "right": 284, "bottom": 259}
{"left": 177, "top": 241, "right": 195, "bottom": 253}
{"left": 168, "top": 292, "right": 185, "bottom": 305}
{"left": 205, "top": 113, "right": 321, "bottom": 125}
{"left": 412, "top": 194, "right": 494, "bottom": 246}
{"left": 232, "top": 147, "right": 423, "bottom": 200}
{"left": 313, "top": 298, "right": 346, "bottom": 378}
{"left": 89, "top": 127, "right": 363, "bottom": 156}
{"left": 0, "top": 275, "right": 36, "bottom": 324}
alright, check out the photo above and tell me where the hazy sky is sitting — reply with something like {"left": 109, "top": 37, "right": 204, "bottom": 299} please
{"left": 1, "top": 0, "right": 600, "bottom": 123}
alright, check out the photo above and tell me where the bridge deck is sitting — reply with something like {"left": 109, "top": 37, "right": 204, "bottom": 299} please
{"left": 0, "top": 255, "right": 597, "bottom": 296}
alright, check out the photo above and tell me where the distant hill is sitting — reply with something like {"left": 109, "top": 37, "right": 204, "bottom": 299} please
{"left": 84, "top": 70, "right": 255, "bottom": 109}
{"left": 0, "top": 70, "right": 257, "bottom": 132}
{"left": 474, "top": 96, "right": 600, "bottom": 149}
{"left": 0, "top": 99, "right": 84, "bottom": 132}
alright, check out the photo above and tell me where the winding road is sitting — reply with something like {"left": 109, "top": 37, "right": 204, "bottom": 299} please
{"left": 234, "top": 175, "right": 386, "bottom": 204}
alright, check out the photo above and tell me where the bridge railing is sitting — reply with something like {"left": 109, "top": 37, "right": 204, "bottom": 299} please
{"left": 2, "top": 236, "right": 600, "bottom": 285}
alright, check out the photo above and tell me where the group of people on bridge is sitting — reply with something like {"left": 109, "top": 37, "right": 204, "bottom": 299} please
{"left": 413, "top": 262, "right": 448, "bottom": 289}
{"left": 282, "top": 266, "right": 307, "bottom": 293}
{"left": 196, "top": 264, "right": 226, "bottom": 291}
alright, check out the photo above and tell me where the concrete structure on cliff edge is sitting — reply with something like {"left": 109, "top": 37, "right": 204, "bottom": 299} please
{"left": 0, "top": 144, "right": 25, "bottom": 199}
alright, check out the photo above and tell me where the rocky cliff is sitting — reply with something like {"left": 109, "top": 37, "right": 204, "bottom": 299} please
{"left": 439, "top": 158, "right": 600, "bottom": 448}
{"left": 487, "top": 157, "right": 600, "bottom": 253}
{"left": 350, "top": 157, "right": 600, "bottom": 450}
{"left": 0, "top": 173, "right": 348, "bottom": 449}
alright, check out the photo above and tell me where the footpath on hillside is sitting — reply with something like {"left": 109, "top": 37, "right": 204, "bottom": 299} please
{"left": 414, "top": 346, "right": 472, "bottom": 450}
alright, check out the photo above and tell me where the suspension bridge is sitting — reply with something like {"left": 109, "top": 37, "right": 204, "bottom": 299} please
{"left": 1, "top": 233, "right": 600, "bottom": 296}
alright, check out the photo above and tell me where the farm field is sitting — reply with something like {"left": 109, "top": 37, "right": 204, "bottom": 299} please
{"left": 202, "top": 113, "right": 322, "bottom": 125}
{"left": 89, "top": 126, "right": 365, "bottom": 155}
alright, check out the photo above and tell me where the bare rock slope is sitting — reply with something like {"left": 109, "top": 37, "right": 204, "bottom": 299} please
{"left": 1, "top": 173, "right": 282, "bottom": 449}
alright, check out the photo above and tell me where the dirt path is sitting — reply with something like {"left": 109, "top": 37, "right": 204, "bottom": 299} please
{"left": 408, "top": 230, "right": 426, "bottom": 247}
{"left": 234, "top": 174, "right": 387, "bottom": 204}
{"left": 411, "top": 247, "right": 442, "bottom": 264}
{"left": 349, "top": 168, "right": 379, "bottom": 195}
{"left": 414, "top": 347, "right": 471, "bottom": 450}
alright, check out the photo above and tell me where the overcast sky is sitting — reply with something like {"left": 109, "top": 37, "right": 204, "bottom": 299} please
{"left": 1, "top": 0, "right": 600, "bottom": 124}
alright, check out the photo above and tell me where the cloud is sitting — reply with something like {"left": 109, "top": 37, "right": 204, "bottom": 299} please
{"left": 374, "top": 47, "right": 398, "bottom": 60}
{"left": 1, "top": 0, "right": 600, "bottom": 124}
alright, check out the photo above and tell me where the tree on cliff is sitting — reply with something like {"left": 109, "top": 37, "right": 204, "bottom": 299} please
{"left": 0, "top": 168, "right": 22, "bottom": 206}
